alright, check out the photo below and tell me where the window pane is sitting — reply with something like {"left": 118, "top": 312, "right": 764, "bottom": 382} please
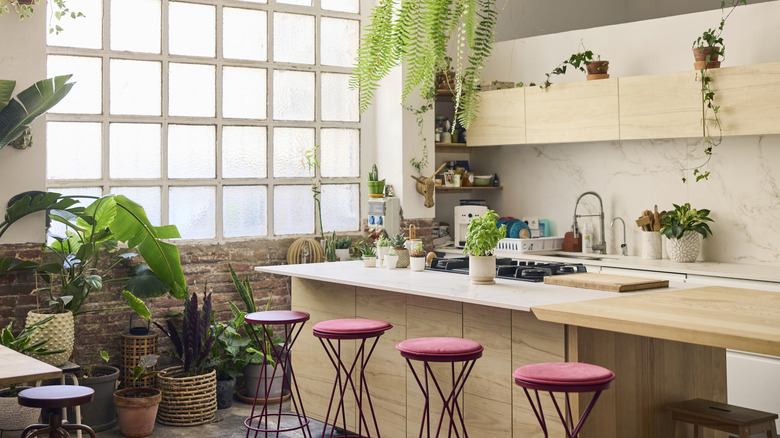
{"left": 320, "top": 17, "right": 359, "bottom": 67}
{"left": 169, "top": 63, "right": 216, "bottom": 117}
{"left": 321, "top": 129, "right": 359, "bottom": 177}
{"left": 223, "top": 185, "right": 267, "bottom": 237}
{"left": 223, "top": 126, "right": 267, "bottom": 178}
{"left": 110, "top": 59, "right": 161, "bottom": 116}
{"left": 322, "top": 0, "right": 359, "bottom": 13}
{"left": 321, "top": 184, "right": 359, "bottom": 232}
{"left": 273, "top": 70, "right": 314, "bottom": 121}
{"left": 321, "top": 73, "right": 359, "bottom": 122}
{"left": 169, "top": 2, "right": 216, "bottom": 57}
{"left": 223, "top": 67, "right": 266, "bottom": 119}
{"left": 112, "top": 0, "right": 161, "bottom": 53}
{"left": 46, "top": 0, "right": 102, "bottom": 49}
{"left": 47, "top": 122, "right": 101, "bottom": 180}
{"left": 111, "top": 187, "right": 162, "bottom": 226}
{"left": 168, "top": 125, "right": 216, "bottom": 179}
{"left": 47, "top": 55, "right": 102, "bottom": 114}
{"left": 169, "top": 186, "right": 215, "bottom": 239}
{"left": 273, "top": 13, "right": 314, "bottom": 64}
{"left": 224, "top": 8, "right": 267, "bottom": 61}
{"left": 110, "top": 123, "right": 161, "bottom": 179}
{"left": 273, "top": 128, "right": 313, "bottom": 178}
{"left": 239, "top": 0, "right": 266, "bottom": 3}
{"left": 274, "top": 185, "right": 313, "bottom": 235}
{"left": 277, "top": 0, "right": 311, "bottom": 6}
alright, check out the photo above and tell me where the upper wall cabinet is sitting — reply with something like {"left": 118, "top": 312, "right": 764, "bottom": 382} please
{"left": 467, "top": 88, "right": 526, "bottom": 147}
{"left": 709, "top": 62, "right": 780, "bottom": 136}
{"left": 619, "top": 71, "right": 702, "bottom": 140}
{"left": 525, "top": 78, "right": 619, "bottom": 144}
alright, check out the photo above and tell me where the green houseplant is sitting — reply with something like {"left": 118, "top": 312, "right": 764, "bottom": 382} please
{"left": 367, "top": 164, "right": 385, "bottom": 197}
{"left": 539, "top": 44, "right": 607, "bottom": 89}
{"left": 360, "top": 243, "right": 377, "bottom": 268}
{"left": 389, "top": 233, "right": 408, "bottom": 268}
{"left": 661, "top": 203, "right": 714, "bottom": 263}
{"left": 462, "top": 209, "right": 506, "bottom": 284}
{"left": 374, "top": 234, "right": 390, "bottom": 265}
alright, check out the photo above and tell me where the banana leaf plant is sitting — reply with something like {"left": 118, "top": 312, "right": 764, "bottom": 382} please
{"left": 0, "top": 75, "right": 75, "bottom": 151}
{"left": 0, "top": 191, "right": 187, "bottom": 315}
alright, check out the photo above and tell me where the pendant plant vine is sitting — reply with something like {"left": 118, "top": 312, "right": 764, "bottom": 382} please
{"left": 350, "top": 0, "right": 499, "bottom": 131}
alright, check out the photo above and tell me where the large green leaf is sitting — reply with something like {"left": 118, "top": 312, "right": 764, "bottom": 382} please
{"left": 125, "top": 264, "right": 171, "bottom": 298}
{"left": 0, "top": 80, "right": 16, "bottom": 112}
{"left": 123, "top": 291, "right": 152, "bottom": 320}
{"left": 0, "top": 75, "right": 75, "bottom": 150}
{"left": 0, "top": 191, "right": 81, "bottom": 238}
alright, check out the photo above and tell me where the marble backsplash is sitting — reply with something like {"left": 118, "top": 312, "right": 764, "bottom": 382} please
{"left": 469, "top": 134, "right": 780, "bottom": 266}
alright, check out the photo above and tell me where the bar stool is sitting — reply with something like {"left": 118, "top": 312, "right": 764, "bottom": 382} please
{"left": 513, "top": 362, "right": 615, "bottom": 438}
{"left": 396, "top": 337, "right": 483, "bottom": 438}
{"left": 668, "top": 398, "right": 778, "bottom": 438}
{"left": 17, "top": 385, "right": 97, "bottom": 438}
{"left": 313, "top": 318, "right": 393, "bottom": 438}
{"left": 244, "top": 310, "right": 312, "bottom": 438}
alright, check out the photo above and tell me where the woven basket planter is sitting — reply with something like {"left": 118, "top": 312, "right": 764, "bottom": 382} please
{"left": 156, "top": 367, "right": 217, "bottom": 426}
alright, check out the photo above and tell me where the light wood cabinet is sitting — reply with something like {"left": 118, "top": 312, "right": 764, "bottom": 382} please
{"left": 708, "top": 62, "right": 780, "bottom": 136}
{"left": 466, "top": 87, "right": 526, "bottom": 146}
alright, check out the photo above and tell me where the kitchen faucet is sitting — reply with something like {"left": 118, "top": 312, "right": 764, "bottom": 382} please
{"left": 572, "top": 191, "right": 606, "bottom": 254}
{"left": 610, "top": 217, "right": 627, "bottom": 256}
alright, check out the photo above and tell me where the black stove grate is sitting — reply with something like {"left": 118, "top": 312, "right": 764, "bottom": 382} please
{"left": 425, "top": 257, "right": 586, "bottom": 282}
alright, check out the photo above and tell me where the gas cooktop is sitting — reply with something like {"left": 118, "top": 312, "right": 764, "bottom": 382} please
{"left": 425, "top": 257, "right": 587, "bottom": 282}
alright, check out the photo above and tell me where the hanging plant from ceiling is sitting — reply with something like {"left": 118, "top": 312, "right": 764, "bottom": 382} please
{"left": 350, "top": 0, "right": 499, "bottom": 131}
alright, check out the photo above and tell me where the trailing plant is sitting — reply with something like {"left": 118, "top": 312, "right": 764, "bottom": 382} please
{"left": 389, "top": 233, "right": 406, "bottom": 249}
{"left": 409, "top": 141, "right": 429, "bottom": 175}
{"left": 360, "top": 243, "right": 376, "bottom": 258}
{"left": 350, "top": 0, "right": 499, "bottom": 130}
{"left": 539, "top": 43, "right": 603, "bottom": 89}
{"left": 1, "top": 315, "right": 65, "bottom": 395}
{"left": 685, "top": 0, "right": 747, "bottom": 183}
{"left": 303, "top": 145, "right": 324, "bottom": 239}
{"left": 463, "top": 209, "right": 506, "bottom": 257}
{"left": 0, "top": 76, "right": 75, "bottom": 152}
{"left": 0, "top": 0, "right": 85, "bottom": 34}
{"left": 660, "top": 203, "right": 714, "bottom": 240}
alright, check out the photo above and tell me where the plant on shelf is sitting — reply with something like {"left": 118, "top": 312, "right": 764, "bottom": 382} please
{"left": 538, "top": 43, "right": 607, "bottom": 89}
{"left": 660, "top": 203, "right": 714, "bottom": 263}
{"left": 350, "top": 0, "right": 499, "bottom": 131}
{"left": 360, "top": 243, "right": 377, "bottom": 268}
{"left": 462, "top": 209, "right": 506, "bottom": 284}
{"left": 0, "top": 0, "right": 85, "bottom": 34}
{"left": 0, "top": 75, "right": 75, "bottom": 151}
{"left": 367, "top": 163, "right": 385, "bottom": 197}
{"left": 686, "top": 0, "right": 747, "bottom": 183}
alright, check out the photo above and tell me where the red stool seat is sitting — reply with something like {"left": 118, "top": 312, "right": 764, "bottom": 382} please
{"left": 396, "top": 337, "right": 484, "bottom": 362}
{"left": 313, "top": 318, "right": 392, "bottom": 339}
{"left": 17, "top": 385, "right": 97, "bottom": 438}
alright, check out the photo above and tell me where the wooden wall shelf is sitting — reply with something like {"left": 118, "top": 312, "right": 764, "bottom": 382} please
{"left": 435, "top": 143, "right": 469, "bottom": 153}
{"left": 436, "top": 186, "right": 502, "bottom": 193}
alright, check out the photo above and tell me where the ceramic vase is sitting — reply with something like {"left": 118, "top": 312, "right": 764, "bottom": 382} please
{"left": 666, "top": 231, "right": 702, "bottom": 263}
{"left": 386, "top": 254, "right": 399, "bottom": 269}
{"left": 469, "top": 255, "right": 496, "bottom": 284}
{"left": 409, "top": 256, "right": 425, "bottom": 272}
{"left": 362, "top": 256, "right": 377, "bottom": 268}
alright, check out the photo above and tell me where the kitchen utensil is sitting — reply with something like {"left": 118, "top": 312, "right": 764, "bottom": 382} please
{"left": 543, "top": 273, "right": 669, "bottom": 292}
{"left": 636, "top": 215, "right": 652, "bottom": 230}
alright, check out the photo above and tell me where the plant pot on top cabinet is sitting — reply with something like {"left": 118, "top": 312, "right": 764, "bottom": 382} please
{"left": 693, "top": 47, "right": 722, "bottom": 70}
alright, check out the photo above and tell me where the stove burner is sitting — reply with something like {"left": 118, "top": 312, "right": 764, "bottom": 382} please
{"left": 557, "top": 265, "right": 577, "bottom": 274}
{"left": 519, "top": 268, "right": 551, "bottom": 279}
{"left": 425, "top": 257, "right": 587, "bottom": 282}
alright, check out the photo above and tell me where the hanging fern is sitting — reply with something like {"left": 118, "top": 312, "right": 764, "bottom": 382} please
{"left": 351, "top": 0, "right": 498, "bottom": 130}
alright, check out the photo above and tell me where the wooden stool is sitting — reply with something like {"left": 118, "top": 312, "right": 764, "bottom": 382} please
{"left": 668, "top": 398, "right": 778, "bottom": 438}
{"left": 17, "top": 385, "right": 97, "bottom": 438}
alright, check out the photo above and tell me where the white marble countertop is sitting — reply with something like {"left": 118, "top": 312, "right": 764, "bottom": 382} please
{"left": 256, "top": 261, "right": 691, "bottom": 312}
{"left": 436, "top": 246, "right": 780, "bottom": 283}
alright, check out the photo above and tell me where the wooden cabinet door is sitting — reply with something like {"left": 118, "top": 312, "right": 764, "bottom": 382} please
{"left": 467, "top": 88, "right": 526, "bottom": 146}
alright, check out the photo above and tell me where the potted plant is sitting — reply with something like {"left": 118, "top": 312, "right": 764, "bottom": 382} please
{"left": 0, "top": 316, "right": 64, "bottom": 438}
{"left": 408, "top": 225, "right": 425, "bottom": 271}
{"left": 334, "top": 235, "right": 352, "bottom": 261}
{"left": 323, "top": 231, "right": 338, "bottom": 262}
{"left": 462, "top": 209, "right": 506, "bottom": 284}
{"left": 375, "top": 235, "right": 390, "bottom": 266}
{"left": 539, "top": 43, "right": 608, "bottom": 88}
{"left": 75, "top": 350, "right": 120, "bottom": 432}
{"left": 660, "top": 203, "right": 714, "bottom": 263}
{"left": 153, "top": 290, "right": 222, "bottom": 426}
{"left": 385, "top": 247, "right": 399, "bottom": 270}
{"left": 0, "top": 76, "right": 74, "bottom": 151}
{"left": 367, "top": 164, "right": 385, "bottom": 198}
{"left": 691, "top": 0, "right": 746, "bottom": 70}
{"left": 113, "top": 354, "right": 161, "bottom": 438}
{"left": 389, "top": 233, "right": 409, "bottom": 268}
{"left": 360, "top": 243, "right": 377, "bottom": 268}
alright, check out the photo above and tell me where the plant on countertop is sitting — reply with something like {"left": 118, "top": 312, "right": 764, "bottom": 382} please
{"left": 0, "top": 75, "right": 75, "bottom": 151}
{"left": 463, "top": 209, "right": 506, "bottom": 256}
{"left": 660, "top": 203, "right": 714, "bottom": 240}
{"left": 350, "top": 0, "right": 499, "bottom": 130}
{"left": 0, "top": 316, "right": 65, "bottom": 395}
{"left": 323, "top": 231, "right": 338, "bottom": 262}
{"left": 334, "top": 236, "right": 352, "bottom": 250}
{"left": 686, "top": 0, "right": 747, "bottom": 183}
{"left": 303, "top": 145, "right": 324, "bottom": 239}
{"left": 360, "top": 243, "right": 376, "bottom": 258}
{"left": 389, "top": 233, "right": 406, "bottom": 249}
{"left": 0, "top": 0, "right": 85, "bottom": 34}
{"left": 375, "top": 235, "right": 390, "bottom": 248}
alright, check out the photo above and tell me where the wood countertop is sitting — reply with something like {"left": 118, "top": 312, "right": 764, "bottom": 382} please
{"left": 532, "top": 286, "right": 780, "bottom": 356}
{"left": 0, "top": 345, "right": 63, "bottom": 386}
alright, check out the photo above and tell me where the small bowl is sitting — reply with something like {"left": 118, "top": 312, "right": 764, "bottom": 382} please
{"left": 473, "top": 175, "right": 492, "bottom": 186}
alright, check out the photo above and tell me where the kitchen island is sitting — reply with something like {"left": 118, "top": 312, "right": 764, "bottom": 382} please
{"left": 257, "top": 261, "right": 778, "bottom": 437}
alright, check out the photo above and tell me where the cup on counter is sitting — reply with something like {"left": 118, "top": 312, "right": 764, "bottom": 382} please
{"left": 641, "top": 231, "right": 662, "bottom": 260}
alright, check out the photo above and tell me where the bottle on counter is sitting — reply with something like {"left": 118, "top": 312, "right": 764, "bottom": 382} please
{"left": 582, "top": 224, "right": 592, "bottom": 254}
{"left": 493, "top": 173, "right": 500, "bottom": 187}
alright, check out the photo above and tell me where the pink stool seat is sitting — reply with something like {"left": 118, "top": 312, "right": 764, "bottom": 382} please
{"left": 245, "top": 310, "right": 310, "bottom": 325}
{"left": 514, "top": 362, "right": 615, "bottom": 391}
{"left": 396, "top": 337, "right": 484, "bottom": 362}
{"left": 313, "top": 318, "right": 393, "bottom": 340}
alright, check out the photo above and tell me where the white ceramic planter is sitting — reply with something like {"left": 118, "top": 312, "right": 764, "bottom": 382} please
{"left": 25, "top": 310, "right": 74, "bottom": 366}
{"left": 362, "top": 256, "right": 377, "bottom": 267}
{"left": 335, "top": 248, "right": 350, "bottom": 261}
{"left": 666, "top": 231, "right": 702, "bottom": 263}
{"left": 469, "top": 255, "right": 496, "bottom": 284}
{"left": 386, "top": 254, "right": 399, "bottom": 269}
{"left": 409, "top": 256, "right": 425, "bottom": 271}
{"left": 376, "top": 246, "right": 389, "bottom": 265}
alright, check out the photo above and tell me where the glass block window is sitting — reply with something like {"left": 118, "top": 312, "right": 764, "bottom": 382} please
{"left": 47, "top": 0, "right": 362, "bottom": 240}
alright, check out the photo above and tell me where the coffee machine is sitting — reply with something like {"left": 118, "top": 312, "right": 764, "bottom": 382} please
{"left": 454, "top": 205, "right": 488, "bottom": 247}
{"left": 368, "top": 197, "right": 400, "bottom": 237}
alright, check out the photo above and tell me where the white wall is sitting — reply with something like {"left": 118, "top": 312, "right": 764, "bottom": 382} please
{"left": 0, "top": 10, "right": 47, "bottom": 244}
{"left": 468, "top": 1, "right": 780, "bottom": 265}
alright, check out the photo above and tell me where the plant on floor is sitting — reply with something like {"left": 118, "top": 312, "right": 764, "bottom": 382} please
{"left": 660, "top": 203, "right": 714, "bottom": 240}
{"left": 463, "top": 209, "right": 506, "bottom": 257}
{"left": 686, "top": 0, "right": 747, "bottom": 183}
{"left": 0, "top": 316, "right": 64, "bottom": 395}
{"left": 113, "top": 354, "right": 161, "bottom": 438}
{"left": 350, "top": 0, "right": 499, "bottom": 131}
{"left": 79, "top": 350, "right": 110, "bottom": 378}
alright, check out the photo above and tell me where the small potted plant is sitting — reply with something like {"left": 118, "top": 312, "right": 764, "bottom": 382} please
{"left": 463, "top": 209, "right": 506, "bottom": 284}
{"left": 360, "top": 244, "right": 377, "bottom": 268}
{"left": 367, "top": 164, "right": 385, "bottom": 198}
{"left": 408, "top": 225, "right": 426, "bottom": 271}
{"left": 113, "top": 354, "right": 161, "bottom": 438}
{"left": 375, "top": 235, "right": 391, "bottom": 266}
{"left": 660, "top": 203, "right": 714, "bottom": 263}
{"left": 539, "top": 43, "right": 608, "bottom": 88}
{"left": 389, "top": 233, "right": 409, "bottom": 268}
{"left": 385, "top": 247, "right": 399, "bottom": 270}
{"left": 334, "top": 236, "right": 353, "bottom": 261}
{"left": 691, "top": 0, "right": 746, "bottom": 70}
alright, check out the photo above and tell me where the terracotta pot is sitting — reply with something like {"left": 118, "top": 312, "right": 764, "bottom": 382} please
{"left": 666, "top": 231, "right": 702, "bottom": 263}
{"left": 586, "top": 60, "right": 609, "bottom": 75}
{"left": 469, "top": 255, "right": 496, "bottom": 285}
{"left": 693, "top": 47, "right": 721, "bottom": 69}
{"left": 113, "top": 387, "right": 161, "bottom": 438}
{"left": 25, "top": 310, "right": 74, "bottom": 366}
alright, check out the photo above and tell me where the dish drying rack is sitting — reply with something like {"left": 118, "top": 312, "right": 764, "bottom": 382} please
{"left": 495, "top": 236, "right": 564, "bottom": 256}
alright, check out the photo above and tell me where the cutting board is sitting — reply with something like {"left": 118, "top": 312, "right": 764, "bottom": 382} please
{"left": 543, "top": 273, "right": 669, "bottom": 292}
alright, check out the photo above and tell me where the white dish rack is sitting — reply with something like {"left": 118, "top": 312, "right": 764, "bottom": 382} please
{"left": 495, "top": 236, "right": 564, "bottom": 255}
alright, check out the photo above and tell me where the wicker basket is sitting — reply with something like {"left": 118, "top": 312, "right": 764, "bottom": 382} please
{"left": 156, "top": 367, "right": 217, "bottom": 426}
{"left": 120, "top": 331, "right": 158, "bottom": 388}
